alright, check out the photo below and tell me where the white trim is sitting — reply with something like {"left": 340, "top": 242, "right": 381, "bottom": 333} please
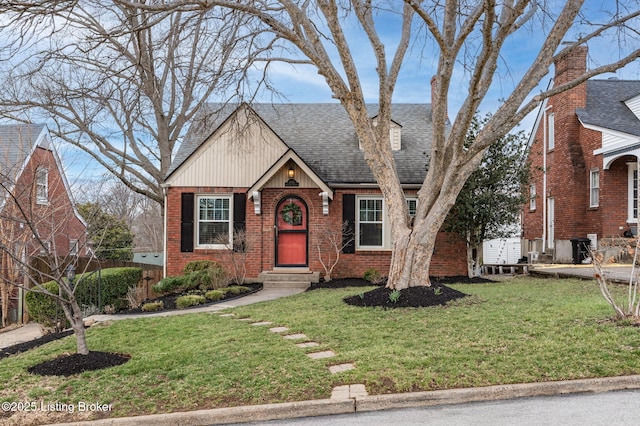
{"left": 356, "top": 195, "right": 386, "bottom": 250}
{"left": 589, "top": 169, "right": 600, "bottom": 208}
{"left": 547, "top": 113, "right": 555, "bottom": 151}
{"left": 195, "top": 194, "right": 233, "bottom": 249}
{"left": 628, "top": 162, "right": 638, "bottom": 223}
{"left": 35, "top": 167, "right": 48, "bottom": 205}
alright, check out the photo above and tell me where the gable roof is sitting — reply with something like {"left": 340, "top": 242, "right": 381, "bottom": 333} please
{"left": 576, "top": 79, "right": 640, "bottom": 137}
{"left": 168, "top": 103, "right": 432, "bottom": 185}
{"left": 0, "top": 123, "right": 48, "bottom": 182}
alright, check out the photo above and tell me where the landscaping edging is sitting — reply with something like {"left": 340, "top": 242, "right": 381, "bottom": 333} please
{"left": 50, "top": 375, "right": 640, "bottom": 425}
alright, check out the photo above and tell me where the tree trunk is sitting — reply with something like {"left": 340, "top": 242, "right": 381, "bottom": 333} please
{"left": 60, "top": 296, "right": 90, "bottom": 355}
{"left": 466, "top": 238, "right": 474, "bottom": 278}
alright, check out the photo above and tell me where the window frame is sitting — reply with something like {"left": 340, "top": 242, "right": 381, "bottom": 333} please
{"left": 628, "top": 163, "right": 638, "bottom": 223}
{"left": 36, "top": 167, "right": 48, "bottom": 205}
{"left": 196, "top": 195, "right": 233, "bottom": 249}
{"left": 529, "top": 183, "right": 536, "bottom": 211}
{"left": 589, "top": 169, "right": 600, "bottom": 208}
{"left": 356, "top": 196, "right": 385, "bottom": 250}
{"left": 547, "top": 112, "right": 555, "bottom": 151}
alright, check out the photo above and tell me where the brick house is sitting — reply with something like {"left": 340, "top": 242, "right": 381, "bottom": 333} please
{"left": 163, "top": 103, "right": 467, "bottom": 283}
{"left": 0, "top": 124, "right": 87, "bottom": 325}
{"left": 523, "top": 46, "right": 640, "bottom": 263}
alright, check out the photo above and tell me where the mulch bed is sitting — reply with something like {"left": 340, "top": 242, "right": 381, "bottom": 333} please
{"left": 27, "top": 351, "right": 130, "bottom": 377}
{"left": 117, "top": 282, "right": 262, "bottom": 314}
{"left": 0, "top": 329, "right": 74, "bottom": 360}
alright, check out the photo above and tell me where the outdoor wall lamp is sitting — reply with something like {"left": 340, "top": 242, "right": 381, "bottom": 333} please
{"left": 285, "top": 162, "right": 299, "bottom": 187}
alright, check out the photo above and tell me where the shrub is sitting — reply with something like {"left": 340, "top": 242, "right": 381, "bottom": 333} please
{"left": 176, "top": 294, "right": 206, "bottom": 309}
{"left": 363, "top": 268, "right": 384, "bottom": 284}
{"left": 25, "top": 282, "right": 68, "bottom": 329}
{"left": 205, "top": 290, "right": 225, "bottom": 301}
{"left": 126, "top": 286, "right": 146, "bottom": 310}
{"left": 75, "top": 267, "right": 142, "bottom": 311}
{"left": 141, "top": 301, "right": 164, "bottom": 312}
{"left": 152, "top": 275, "right": 189, "bottom": 295}
{"left": 185, "top": 263, "right": 227, "bottom": 291}
{"left": 223, "top": 286, "right": 250, "bottom": 295}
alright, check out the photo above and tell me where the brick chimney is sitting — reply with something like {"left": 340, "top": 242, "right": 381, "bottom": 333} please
{"left": 552, "top": 45, "right": 588, "bottom": 111}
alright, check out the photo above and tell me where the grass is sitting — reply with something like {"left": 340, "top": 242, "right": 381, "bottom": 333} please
{"left": 2, "top": 276, "right": 640, "bottom": 423}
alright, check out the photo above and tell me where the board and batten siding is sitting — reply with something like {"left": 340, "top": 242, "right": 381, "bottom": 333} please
{"left": 166, "top": 111, "right": 288, "bottom": 187}
{"left": 263, "top": 167, "right": 320, "bottom": 189}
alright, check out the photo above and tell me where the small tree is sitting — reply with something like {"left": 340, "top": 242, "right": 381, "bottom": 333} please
{"left": 315, "top": 221, "right": 354, "bottom": 282}
{"left": 0, "top": 156, "right": 92, "bottom": 354}
{"left": 444, "top": 114, "right": 529, "bottom": 277}
{"left": 215, "top": 229, "right": 253, "bottom": 285}
{"left": 593, "top": 237, "right": 640, "bottom": 320}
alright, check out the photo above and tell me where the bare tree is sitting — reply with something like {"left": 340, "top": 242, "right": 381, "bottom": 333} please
{"left": 315, "top": 221, "right": 354, "bottom": 282}
{"left": 0, "top": 1, "right": 270, "bottom": 205}
{"left": 123, "top": 0, "right": 640, "bottom": 289}
{"left": 0, "top": 146, "right": 91, "bottom": 354}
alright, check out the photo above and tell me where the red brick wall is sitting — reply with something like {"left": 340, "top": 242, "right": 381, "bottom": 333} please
{"left": 523, "top": 46, "right": 636, "bottom": 248}
{"left": 165, "top": 186, "right": 467, "bottom": 279}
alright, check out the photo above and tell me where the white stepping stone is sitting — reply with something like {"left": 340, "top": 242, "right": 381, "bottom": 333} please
{"left": 250, "top": 321, "right": 273, "bottom": 326}
{"left": 284, "top": 333, "right": 307, "bottom": 340}
{"left": 269, "top": 326, "right": 289, "bottom": 333}
{"left": 295, "top": 341, "right": 320, "bottom": 348}
{"left": 307, "top": 350, "right": 335, "bottom": 359}
{"left": 328, "top": 363, "right": 355, "bottom": 374}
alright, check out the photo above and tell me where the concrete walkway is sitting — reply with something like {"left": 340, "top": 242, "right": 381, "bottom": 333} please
{"left": 0, "top": 287, "right": 305, "bottom": 349}
{"left": 529, "top": 263, "right": 634, "bottom": 283}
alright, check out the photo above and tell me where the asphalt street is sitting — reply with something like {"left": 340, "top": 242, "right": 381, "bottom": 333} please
{"left": 239, "top": 389, "right": 640, "bottom": 426}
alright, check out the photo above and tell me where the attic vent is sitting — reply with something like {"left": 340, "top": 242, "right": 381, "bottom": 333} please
{"left": 363, "top": 118, "right": 401, "bottom": 151}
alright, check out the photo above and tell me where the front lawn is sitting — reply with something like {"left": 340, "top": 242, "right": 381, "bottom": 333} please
{"left": 1, "top": 276, "right": 639, "bottom": 425}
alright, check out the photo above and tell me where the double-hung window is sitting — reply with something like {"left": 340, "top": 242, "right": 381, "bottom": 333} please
{"left": 529, "top": 184, "right": 536, "bottom": 211}
{"left": 590, "top": 169, "right": 600, "bottom": 208}
{"left": 197, "top": 196, "right": 231, "bottom": 247}
{"left": 406, "top": 198, "right": 417, "bottom": 217}
{"left": 358, "top": 198, "right": 383, "bottom": 248}
{"left": 36, "top": 168, "right": 48, "bottom": 205}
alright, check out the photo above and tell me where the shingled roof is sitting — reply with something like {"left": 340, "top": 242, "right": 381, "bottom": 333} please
{"left": 0, "top": 123, "right": 48, "bottom": 182}
{"left": 576, "top": 79, "right": 640, "bottom": 137}
{"left": 167, "top": 103, "right": 433, "bottom": 185}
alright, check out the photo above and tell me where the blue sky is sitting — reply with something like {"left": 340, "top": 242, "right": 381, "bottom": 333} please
{"left": 60, "top": 1, "right": 640, "bottom": 189}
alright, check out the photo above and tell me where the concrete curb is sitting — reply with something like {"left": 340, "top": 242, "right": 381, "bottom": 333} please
{"left": 48, "top": 375, "right": 640, "bottom": 425}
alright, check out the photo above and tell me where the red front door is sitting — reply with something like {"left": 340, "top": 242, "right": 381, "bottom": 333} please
{"left": 275, "top": 197, "right": 308, "bottom": 266}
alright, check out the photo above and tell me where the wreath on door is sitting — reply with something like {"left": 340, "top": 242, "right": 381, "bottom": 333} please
{"left": 281, "top": 201, "right": 303, "bottom": 225}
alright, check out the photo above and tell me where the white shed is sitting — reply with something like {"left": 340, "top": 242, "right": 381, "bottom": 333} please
{"left": 483, "top": 238, "right": 521, "bottom": 264}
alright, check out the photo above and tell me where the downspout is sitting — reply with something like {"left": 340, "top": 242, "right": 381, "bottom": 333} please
{"left": 161, "top": 183, "right": 170, "bottom": 279}
{"left": 542, "top": 106, "right": 552, "bottom": 254}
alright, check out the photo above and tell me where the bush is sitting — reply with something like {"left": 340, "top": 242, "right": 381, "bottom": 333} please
{"left": 25, "top": 282, "right": 68, "bottom": 329}
{"left": 176, "top": 294, "right": 206, "bottom": 309}
{"left": 185, "top": 262, "right": 227, "bottom": 291}
{"left": 205, "top": 290, "right": 225, "bottom": 301}
{"left": 141, "top": 301, "right": 164, "bottom": 312}
{"left": 75, "top": 267, "right": 142, "bottom": 311}
{"left": 152, "top": 275, "right": 189, "bottom": 295}
{"left": 223, "top": 286, "right": 250, "bottom": 295}
{"left": 363, "top": 268, "right": 384, "bottom": 284}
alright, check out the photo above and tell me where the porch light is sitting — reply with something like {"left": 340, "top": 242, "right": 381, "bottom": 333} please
{"left": 285, "top": 162, "right": 299, "bottom": 187}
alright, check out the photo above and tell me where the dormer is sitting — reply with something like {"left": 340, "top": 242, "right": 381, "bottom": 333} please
{"left": 626, "top": 93, "right": 640, "bottom": 121}
{"left": 361, "top": 116, "right": 402, "bottom": 151}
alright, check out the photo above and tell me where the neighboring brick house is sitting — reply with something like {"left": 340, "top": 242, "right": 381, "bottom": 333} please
{"left": 523, "top": 46, "right": 640, "bottom": 263}
{"left": 163, "top": 103, "right": 467, "bottom": 282}
{"left": 0, "top": 124, "right": 87, "bottom": 325}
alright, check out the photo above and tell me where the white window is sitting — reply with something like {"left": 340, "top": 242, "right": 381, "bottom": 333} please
{"left": 36, "top": 168, "right": 48, "bottom": 204}
{"left": 628, "top": 163, "right": 638, "bottom": 222}
{"left": 197, "top": 195, "right": 232, "bottom": 248}
{"left": 590, "top": 169, "right": 600, "bottom": 208}
{"left": 406, "top": 198, "right": 417, "bottom": 217}
{"left": 529, "top": 184, "right": 536, "bottom": 211}
{"left": 70, "top": 239, "right": 78, "bottom": 256}
{"left": 357, "top": 198, "right": 384, "bottom": 248}
{"left": 547, "top": 113, "right": 555, "bottom": 150}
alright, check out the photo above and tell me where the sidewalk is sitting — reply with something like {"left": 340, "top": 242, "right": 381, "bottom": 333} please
{"left": 528, "top": 263, "right": 634, "bottom": 283}
{"left": 0, "top": 287, "right": 305, "bottom": 350}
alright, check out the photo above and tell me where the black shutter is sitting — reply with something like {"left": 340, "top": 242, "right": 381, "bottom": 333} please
{"left": 180, "top": 192, "right": 194, "bottom": 253}
{"left": 233, "top": 193, "right": 247, "bottom": 252}
{"left": 342, "top": 194, "right": 355, "bottom": 254}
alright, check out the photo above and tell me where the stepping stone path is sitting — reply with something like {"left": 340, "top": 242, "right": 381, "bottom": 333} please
{"left": 217, "top": 310, "right": 367, "bottom": 397}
